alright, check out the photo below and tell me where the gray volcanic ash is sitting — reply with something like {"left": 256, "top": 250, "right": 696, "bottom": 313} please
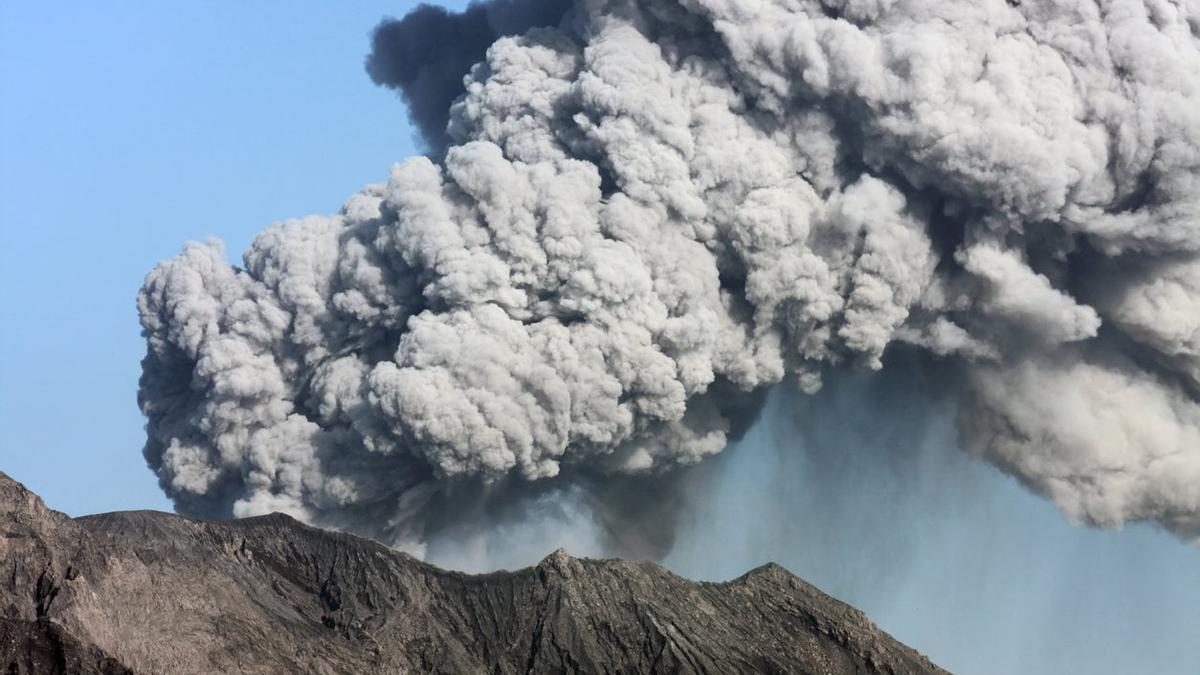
{"left": 138, "top": 0, "right": 1200, "bottom": 557}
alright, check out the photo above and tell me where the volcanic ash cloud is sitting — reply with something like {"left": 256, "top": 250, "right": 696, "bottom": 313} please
{"left": 138, "top": 0, "right": 1200, "bottom": 552}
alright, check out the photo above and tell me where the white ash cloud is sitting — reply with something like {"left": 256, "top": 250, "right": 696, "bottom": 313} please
{"left": 139, "top": 0, "right": 1200, "bottom": 552}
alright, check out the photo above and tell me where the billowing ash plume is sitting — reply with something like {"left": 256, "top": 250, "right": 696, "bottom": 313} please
{"left": 139, "top": 0, "right": 1200, "bottom": 555}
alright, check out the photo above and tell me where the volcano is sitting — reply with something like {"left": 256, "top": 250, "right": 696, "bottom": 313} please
{"left": 1, "top": 471, "right": 945, "bottom": 674}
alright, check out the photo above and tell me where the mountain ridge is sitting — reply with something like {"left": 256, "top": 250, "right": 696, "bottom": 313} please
{"left": 0, "top": 471, "right": 947, "bottom": 674}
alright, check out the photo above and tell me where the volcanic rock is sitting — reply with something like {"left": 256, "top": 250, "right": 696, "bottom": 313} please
{"left": 0, "top": 472, "right": 946, "bottom": 674}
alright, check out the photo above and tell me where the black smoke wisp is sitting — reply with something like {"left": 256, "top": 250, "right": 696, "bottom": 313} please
{"left": 139, "top": 0, "right": 1200, "bottom": 561}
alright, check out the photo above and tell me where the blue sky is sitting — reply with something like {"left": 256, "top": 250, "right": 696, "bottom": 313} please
{"left": 1, "top": 4, "right": 1198, "bottom": 675}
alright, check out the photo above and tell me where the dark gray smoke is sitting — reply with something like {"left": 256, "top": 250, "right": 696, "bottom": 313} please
{"left": 366, "top": 0, "right": 571, "bottom": 154}
{"left": 139, "top": 0, "right": 1200, "bottom": 559}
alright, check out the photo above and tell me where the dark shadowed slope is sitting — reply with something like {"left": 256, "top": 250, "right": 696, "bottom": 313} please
{"left": 0, "top": 472, "right": 947, "bottom": 674}
{"left": 0, "top": 619, "right": 132, "bottom": 675}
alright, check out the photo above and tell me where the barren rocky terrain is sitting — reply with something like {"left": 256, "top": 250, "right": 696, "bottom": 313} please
{"left": 1, "top": 471, "right": 947, "bottom": 673}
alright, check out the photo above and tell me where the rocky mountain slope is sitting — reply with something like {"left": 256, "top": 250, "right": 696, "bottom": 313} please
{"left": 1, "top": 472, "right": 947, "bottom": 674}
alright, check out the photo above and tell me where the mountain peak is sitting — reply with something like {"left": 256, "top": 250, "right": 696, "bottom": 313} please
{"left": 536, "top": 546, "right": 586, "bottom": 577}
{"left": 0, "top": 471, "right": 44, "bottom": 517}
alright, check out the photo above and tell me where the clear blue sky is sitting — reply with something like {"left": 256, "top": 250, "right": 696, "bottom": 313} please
{"left": 1, "top": 4, "right": 1198, "bottom": 675}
